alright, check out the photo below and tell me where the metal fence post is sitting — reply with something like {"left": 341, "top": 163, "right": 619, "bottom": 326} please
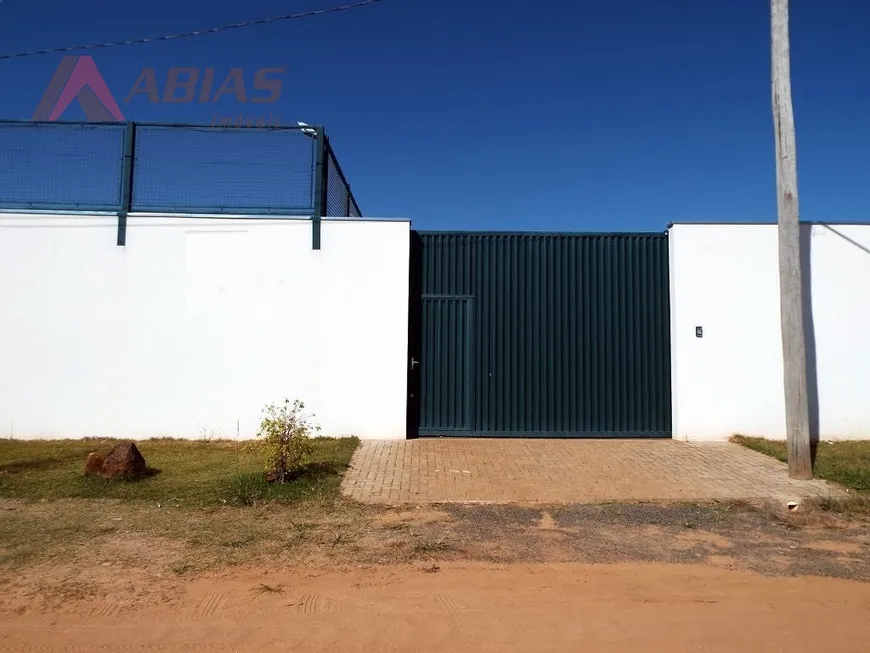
{"left": 117, "top": 122, "right": 136, "bottom": 246}
{"left": 312, "top": 128, "right": 327, "bottom": 250}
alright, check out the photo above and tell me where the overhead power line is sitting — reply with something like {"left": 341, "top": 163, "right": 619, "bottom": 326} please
{"left": 0, "top": 0, "right": 384, "bottom": 61}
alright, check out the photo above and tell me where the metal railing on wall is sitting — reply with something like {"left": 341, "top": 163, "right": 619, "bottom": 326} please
{"left": 324, "top": 137, "right": 362, "bottom": 219}
{"left": 0, "top": 120, "right": 363, "bottom": 249}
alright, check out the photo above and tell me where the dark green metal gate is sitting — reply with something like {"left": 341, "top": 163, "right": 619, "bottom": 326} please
{"left": 420, "top": 296, "right": 473, "bottom": 432}
{"left": 407, "top": 232, "right": 672, "bottom": 438}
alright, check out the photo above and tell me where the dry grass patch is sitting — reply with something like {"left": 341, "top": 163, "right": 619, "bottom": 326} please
{"left": 732, "top": 436, "right": 870, "bottom": 514}
{"left": 0, "top": 437, "right": 359, "bottom": 505}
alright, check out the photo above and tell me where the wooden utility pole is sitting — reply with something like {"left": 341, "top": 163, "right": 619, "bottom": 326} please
{"left": 771, "top": 0, "right": 812, "bottom": 479}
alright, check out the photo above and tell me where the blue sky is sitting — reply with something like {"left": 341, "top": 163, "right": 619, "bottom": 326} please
{"left": 1, "top": 0, "right": 869, "bottom": 231}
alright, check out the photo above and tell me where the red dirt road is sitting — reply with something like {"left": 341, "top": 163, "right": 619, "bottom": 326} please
{"left": 3, "top": 563, "right": 869, "bottom": 652}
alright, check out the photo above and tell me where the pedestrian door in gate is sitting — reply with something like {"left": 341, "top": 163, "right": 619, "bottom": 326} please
{"left": 417, "top": 296, "right": 473, "bottom": 434}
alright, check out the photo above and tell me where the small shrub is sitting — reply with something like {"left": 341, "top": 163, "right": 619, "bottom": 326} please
{"left": 228, "top": 473, "right": 268, "bottom": 506}
{"left": 251, "top": 399, "right": 319, "bottom": 484}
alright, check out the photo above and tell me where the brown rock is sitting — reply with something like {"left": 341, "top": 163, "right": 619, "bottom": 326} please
{"left": 84, "top": 452, "right": 105, "bottom": 476}
{"left": 100, "top": 442, "right": 148, "bottom": 480}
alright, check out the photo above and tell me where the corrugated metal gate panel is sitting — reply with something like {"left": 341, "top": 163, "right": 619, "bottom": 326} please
{"left": 412, "top": 232, "right": 671, "bottom": 438}
{"left": 420, "top": 297, "right": 472, "bottom": 432}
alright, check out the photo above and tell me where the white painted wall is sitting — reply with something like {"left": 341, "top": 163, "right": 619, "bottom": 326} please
{"left": 0, "top": 213, "right": 410, "bottom": 440}
{"left": 669, "top": 222, "right": 870, "bottom": 442}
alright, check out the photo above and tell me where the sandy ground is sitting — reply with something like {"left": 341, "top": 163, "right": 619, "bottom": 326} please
{"left": 2, "top": 499, "right": 869, "bottom": 651}
{"left": 1, "top": 562, "right": 870, "bottom": 652}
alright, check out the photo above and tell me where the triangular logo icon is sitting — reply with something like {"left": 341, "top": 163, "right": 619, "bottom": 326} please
{"left": 33, "top": 56, "right": 125, "bottom": 122}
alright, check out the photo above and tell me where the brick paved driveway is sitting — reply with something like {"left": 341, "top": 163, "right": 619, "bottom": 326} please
{"left": 341, "top": 439, "right": 840, "bottom": 504}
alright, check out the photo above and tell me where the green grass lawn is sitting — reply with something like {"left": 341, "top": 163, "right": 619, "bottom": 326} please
{"left": 0, "top": 437, "right": 364, "bottom": 575}
{"left": 733, "top": 436, "right": 870, "bottom": 492}
{"left": 0, "top": 437, "right": 359, "bottom": 506}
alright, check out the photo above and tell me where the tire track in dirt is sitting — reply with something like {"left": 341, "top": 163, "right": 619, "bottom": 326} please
{"left": 89, "top": 601, "right": 121, "bottom": 618}
{"left": 434, "top": 593, "right": 461, "bottom": 613}
{"left": 291, "top": 592, "right": 346, "bottom": 615}
{"left": 297, "top": 593, "right": 322, "bottom": 615}
{"left": 194, "top": 592, "right": 227, "bottom": 618}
